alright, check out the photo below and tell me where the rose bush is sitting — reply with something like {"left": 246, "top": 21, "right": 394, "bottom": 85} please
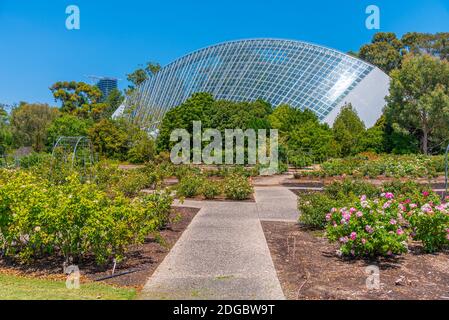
{"left": 325, "top": 188, "right": 449, "bottom": 257}
{"left": 0, "top": 170, "right": 173, "bottom": 265}
{"left": 326, "top": 193, "right": 409, "bottom": 257}
{"left": 405, "top": 197, "right": 449, "bottom": 253}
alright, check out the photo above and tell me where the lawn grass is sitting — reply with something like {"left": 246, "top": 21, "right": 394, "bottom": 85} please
{"left": 0, "top": 273, "right": 136, "bottom": 300}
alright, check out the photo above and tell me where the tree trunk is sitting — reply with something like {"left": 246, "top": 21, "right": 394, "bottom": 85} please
{"left": 422, "top": 129, "right": 429, "bottom": 155}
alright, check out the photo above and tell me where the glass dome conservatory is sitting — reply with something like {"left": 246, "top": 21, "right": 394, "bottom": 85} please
{"left": 120, "top": 39, "right": 390, "bottom": 128}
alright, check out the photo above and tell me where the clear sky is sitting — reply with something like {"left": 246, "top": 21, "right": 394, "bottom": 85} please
{"left": 1, "top": 0, "right": 448, "bottom": 106}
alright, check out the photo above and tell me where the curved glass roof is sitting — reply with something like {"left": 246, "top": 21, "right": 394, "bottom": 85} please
{"left": 123, "top": 38, "right": 382, "bottom": 128}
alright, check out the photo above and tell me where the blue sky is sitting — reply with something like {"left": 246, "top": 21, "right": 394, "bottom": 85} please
{"left": 1, "top": 0, "right": 448, "bottom": 106}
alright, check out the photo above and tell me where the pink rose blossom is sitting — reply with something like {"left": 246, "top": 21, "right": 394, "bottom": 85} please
{"left": 339, "top": 236, "right": 349, "bottom": 244}
{"left": 397, "top": 228, "right": 404, "bottom": 236}
{"left": 385, "top": 192, "right": 394, "bottom": 200}
{"left": 361, "top": 239, "right": 367, "bottom": 245}
{"left": 356, "top": 211, "right": 363, "bottom": 218}
{"left": 350, "top": 232, "right": 357, "bottom": 240}
{"left": 390, "top": 219, "right": 397, "bottom": 225}
{"left": 422, "top": 191, "right": 430, "bottom": 197}
{"left": 365, "top": 225, "right": 374, "bottom": 234}
{"left": 325, "top": 213, "right": 331, "bottom": 221}
{"left": 360, "top": 195, "right": 367, "bottom": 202}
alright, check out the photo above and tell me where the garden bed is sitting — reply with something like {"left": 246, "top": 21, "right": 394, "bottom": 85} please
{"left": 0, "top": 206, "right": 199, "bottom": 291}
{"left": 262, "top": 221, "right": 449, "bottom": 300}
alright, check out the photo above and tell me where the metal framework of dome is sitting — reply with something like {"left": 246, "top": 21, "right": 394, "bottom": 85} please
{"left": 121, "top": 38, "right": 390, "bottom": 129}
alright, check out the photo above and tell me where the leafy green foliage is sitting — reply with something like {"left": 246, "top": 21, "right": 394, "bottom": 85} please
{"left": 298, "top": 179, "right": 378, "bottom": 229}
{"left": 88, "top": 118, "right": 155, "bottom": 163}
{"left": 176, "top": 173, "right": 204, "bottom": 198}
{"left": 50, "top": 81, "right": 108, "bottom": 120}
{"left": 326, "top": 194, "right": 409, "bottom": 257}
{"left": 407, "top": 202, "right": 449, "bottom": 253}
{"left": 223, "top": 173, "right": 253, "bottom": 200}
{"left": 359, "top": 32, "right": 405, "bottom": 74}
{"left": 157, "top": 93, "right": 272, "bottom": 153}
{"left": 126, "top": 62, "right": 161, "bottom": 94}
{"left": 10, "top": 103, "right": 59, "bottom": 152}
{"left": 332, "top": 104, "right": 366, "bottom": 156}
{"left": 385, "top": 54, "right": 449, "bottom": 155}
{"left": 46, "top": 114, "right": 91, "bottom": 148}
{"left": 296, "top": 154, "right": 442, "bottom": 179}
{"left": 0, "top": 170, "right": 172, "bottom": 265}
{"left": 201, "top": 180, "right": 222, "bottom": 200}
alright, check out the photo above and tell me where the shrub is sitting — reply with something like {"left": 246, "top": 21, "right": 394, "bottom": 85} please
{"left": 297, "top": 155, "right": 443, "bottom": 179}
{"left": 18, "top": 152, "right": 51, "bottom": 169}
{"left": 201, "top": 180, "right": 222, "bottom": 199}
{"left": 223, "top": 173, "right": 253, "bottom": 200}
{"left": 0, "top": 170, "right": 172, "bottom": 265}
{"left": 176, "top": 173, "right": 204, "bottom": 198}
{"left": 326, "top": 194, "right": 408, "bottom": 257}
{"left": 298, "top": 179, "right": 379, "bottom": 229}
{"left": 325, "top": 179, "right": 379, "bottom": 200}
{"left": 406, "top": 200, "right": 449, "bottom": 253}
{"left": 114, "top": 169, "right": 152, "bottom": 197}
{"left": 298, "top": 193, "right": 340, "bottom": 229}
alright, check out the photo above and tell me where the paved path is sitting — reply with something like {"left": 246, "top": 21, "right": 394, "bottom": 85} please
{"left": 140, "top": 184, "right": 299, "bottom": 300}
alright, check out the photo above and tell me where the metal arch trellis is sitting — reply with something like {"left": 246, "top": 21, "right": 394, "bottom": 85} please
{"left": 51, "top": 136, "right": 95, "bottom": 181}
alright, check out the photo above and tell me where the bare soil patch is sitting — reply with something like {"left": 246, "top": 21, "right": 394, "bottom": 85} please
{"left": 262, "top": 221, "right": 449, "bottom": 300}
{"left": 0, "top": 207, "right": 199, "bottom": 290}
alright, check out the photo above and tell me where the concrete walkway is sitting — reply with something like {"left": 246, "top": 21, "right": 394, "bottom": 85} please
{"left": 140, "top": 184, "right": 299, "bottom": 300}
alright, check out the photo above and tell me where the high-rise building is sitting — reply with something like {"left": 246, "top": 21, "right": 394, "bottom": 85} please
{"left": 122, "top": 39, "right": 390, "bottom": 129}
{"left": 96, "top": 77, "right": 118, "bottom": 99}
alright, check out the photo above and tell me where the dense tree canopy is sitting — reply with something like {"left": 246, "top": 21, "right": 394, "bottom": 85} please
{"left": 88, "top": 118, "right": 155, "bottom": 163}
{"left": 385, "top": 54, "right": 449, "bottom": 154}
{"left": 332, "top": 104, "right": 366, "bottom": 156}
{"left": 46, "top": 114, "right": 91, "bottom": 148}
{"left": 156, "top": 93, "right": 272, "bottom": 152}
{"left": 359, "top": 32, "right": 449, "bottom": 74}
{"left": 359, "top": 32, "right": 405, "bottom": 74}
{"left": 10, "top": 103, "right": 59, "bottom": 152}
{"left": 50, "top": 81, "right": 108, "bottom": 120}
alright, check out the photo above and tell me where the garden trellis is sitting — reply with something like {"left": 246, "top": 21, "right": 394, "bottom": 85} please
{"left": 51, "top": 136, "right": 95, "bottom": 181}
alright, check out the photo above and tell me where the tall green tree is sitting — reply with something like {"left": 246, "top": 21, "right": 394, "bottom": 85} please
{"left": 126, "top": 62, "right": 161, "bottom": 93}
{"left": 46, "top": 114, "right": 91, "bottom": 148}
{"left": 385, "top": 54, "right": 449, "bottom": 154}
{"left": 332, "top": 104, "right": 366, "bottom": 156}
{"left": 88, "top": 118, "right": 155, "bottom": 163}
{"left": 359, "top": 32, "right": 405, "bottom": 74}
{"left": 0, "top": 104, "right": 12, "bottom": 153}
{"left": 402, "top": 32, "right": 449, "bottom": 60}
{"left": 50, "top": 81, "right": 107, "bottom": 120}
{"left": 10, "top": 103, "right": 59, "bottom": 152}
{"left": 104, "top": 88, "right": 125, "bottom": 118}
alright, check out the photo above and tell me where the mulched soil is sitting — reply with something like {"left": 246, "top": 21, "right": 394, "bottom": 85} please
{"left": 0, "top": 207, "right": 199, "bottom": 290}
{"left": 262, "top": 221, "right": 449, "bottom": 300}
